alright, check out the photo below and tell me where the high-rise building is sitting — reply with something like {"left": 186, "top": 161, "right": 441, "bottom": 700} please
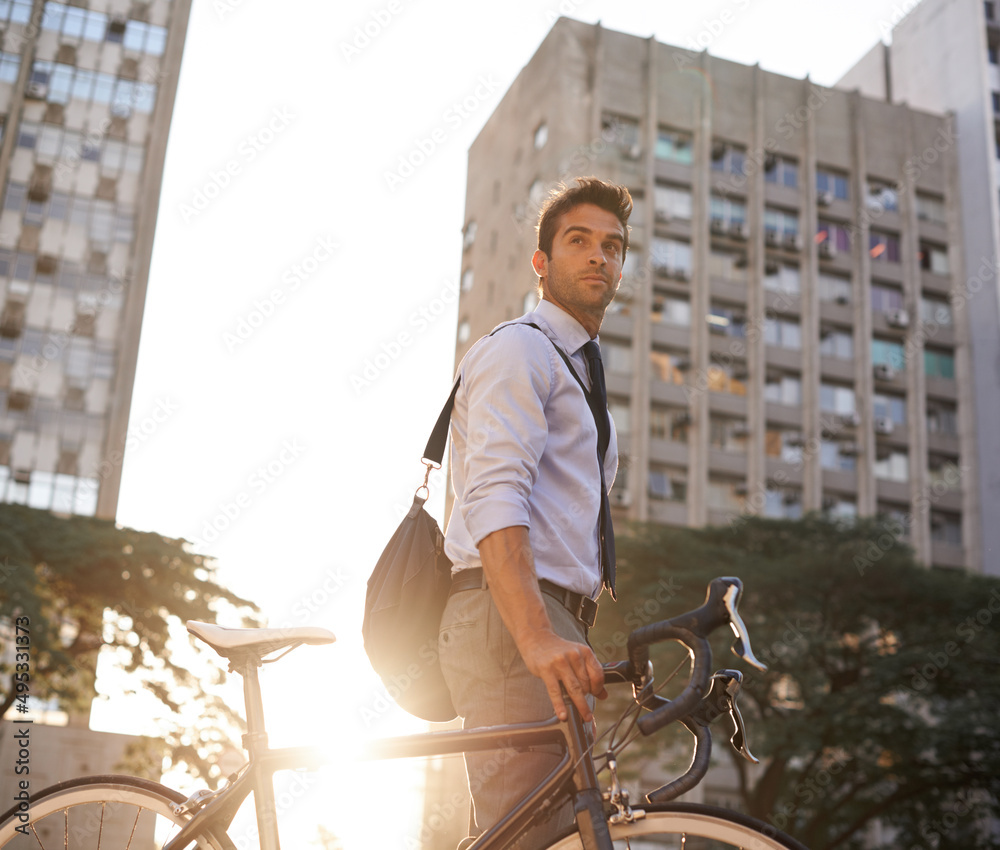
{"left": 837, "top": 0, "right": 999, "bottom": 572}
{"left": 0, "top": 0, "right": 191, "bottom": 520}
{"left": 454, "top": 16, "right": 985, "bottom": 573}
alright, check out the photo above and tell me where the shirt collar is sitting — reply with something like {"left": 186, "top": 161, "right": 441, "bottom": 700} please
{"left": 532, "top": 299, "right": 597, "bottom": 357}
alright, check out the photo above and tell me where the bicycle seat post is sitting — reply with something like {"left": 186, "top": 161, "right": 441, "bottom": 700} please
{"left": 231, "top": 653, "right": 282, "bottom": 850}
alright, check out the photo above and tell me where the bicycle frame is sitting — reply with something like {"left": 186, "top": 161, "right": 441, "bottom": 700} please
{"left": 165, "top": 656, "right": 614, "bottom": 850}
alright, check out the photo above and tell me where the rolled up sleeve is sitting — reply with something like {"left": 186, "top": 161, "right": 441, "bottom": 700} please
{"left": 458, "top": 326, "right": 555, "bottom": 546}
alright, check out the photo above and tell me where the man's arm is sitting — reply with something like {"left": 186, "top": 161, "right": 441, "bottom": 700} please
{"left": 478, "top": 526, "right": 606, "bottom": 722}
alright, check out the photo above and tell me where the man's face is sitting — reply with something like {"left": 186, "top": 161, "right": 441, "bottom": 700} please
{"left": 532, "top": 203, "right": 625, "bottom": 329}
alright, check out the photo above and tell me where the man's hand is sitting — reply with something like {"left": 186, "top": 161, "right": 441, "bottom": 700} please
{"left": 520, "top": 629, "right": 607, "bottom": 722}
{"left": 478, "top": 526, "right": 607, "bottom": 722}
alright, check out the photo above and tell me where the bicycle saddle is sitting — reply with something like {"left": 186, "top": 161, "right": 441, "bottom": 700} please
{"left": 187, "top": 620, "right": 336, "bottom": 659}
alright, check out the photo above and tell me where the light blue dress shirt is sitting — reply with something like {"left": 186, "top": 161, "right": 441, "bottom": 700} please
{"left": 444, "top": 299, "right": 618, "bottom": 599}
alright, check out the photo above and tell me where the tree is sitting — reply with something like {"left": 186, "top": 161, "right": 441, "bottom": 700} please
{"left": 0, "top": 503, "right": 261, "bottom": 784}
{"left": 591, "top": 514, "right": 1000, "bottom": 849}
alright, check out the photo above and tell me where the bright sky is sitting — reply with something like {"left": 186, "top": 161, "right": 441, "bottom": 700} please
{"left": 101, "top": 1, "right": 915, "bottom": 846}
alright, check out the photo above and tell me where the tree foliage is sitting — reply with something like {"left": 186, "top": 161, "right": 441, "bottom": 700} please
{"left": 0, "top": 503, "right": 261, "bottom": 783}
{"left": 592, "top": 514, "right": 1000, "bottom": 849}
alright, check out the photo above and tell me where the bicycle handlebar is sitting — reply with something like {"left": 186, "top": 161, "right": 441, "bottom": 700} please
{"left": 623, "top": 576, "right": 766, "bottom": 736}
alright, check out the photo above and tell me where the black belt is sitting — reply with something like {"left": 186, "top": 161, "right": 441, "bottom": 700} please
{"left": 450, "top": 567, "right": 599, "bottom": 629}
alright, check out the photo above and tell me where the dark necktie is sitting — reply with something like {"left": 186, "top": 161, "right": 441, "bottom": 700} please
{"left": 583, "top": 340, "right": 616, "bottom": 599}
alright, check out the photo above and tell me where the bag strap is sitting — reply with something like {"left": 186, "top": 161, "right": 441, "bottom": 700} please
{"left": 421, "top": 321, "right": 595, "bottom": 466}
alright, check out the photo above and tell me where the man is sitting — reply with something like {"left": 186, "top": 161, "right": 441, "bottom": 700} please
{"left": 439, "top": 177, "right": 632, "bottom": 848}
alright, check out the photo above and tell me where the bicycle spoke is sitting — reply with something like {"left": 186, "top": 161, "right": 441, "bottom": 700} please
{"left": 124, "top": 806, "right": 141, "bottom": 849}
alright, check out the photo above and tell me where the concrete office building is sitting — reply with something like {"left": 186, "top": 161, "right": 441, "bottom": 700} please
{"left": 838, "top": 0, "right": 999, "bottom": 571}
{"left": 454, "top": 16, "right": 982, "bottom": 572}
{"left": 0, "top": 0, "right": 191, "bottom": 520}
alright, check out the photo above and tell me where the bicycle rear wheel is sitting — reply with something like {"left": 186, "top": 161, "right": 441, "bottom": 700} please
{"left": 546, "top": 802, "right": 809, "bottom": 849}
{"left": 0, "top": 774, "right": 234, "bottom": 850}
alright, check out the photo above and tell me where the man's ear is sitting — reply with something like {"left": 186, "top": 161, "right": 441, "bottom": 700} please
{"left": 531, "top": 249, "right": 548, "bottom": 279}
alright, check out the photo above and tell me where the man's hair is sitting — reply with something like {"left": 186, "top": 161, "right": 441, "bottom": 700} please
{"left": 535, "top": 177, "right": 633, "bottom": 259}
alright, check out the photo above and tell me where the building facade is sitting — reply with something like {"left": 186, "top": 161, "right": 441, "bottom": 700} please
{"left": 0, "top": 0, "right": 191, "bottom": 520}
{"left": 838, "top": 0, "right": 999, "bottom": 573}
{"left": 454, "top": 16, "right": 981, "bottom": 572}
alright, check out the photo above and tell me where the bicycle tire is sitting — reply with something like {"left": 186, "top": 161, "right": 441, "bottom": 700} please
{"left": 0, "top": 774, "right": 235, "bottom": 850}
{"left": 545, "top": 802, "right": 809, "bottom": 849}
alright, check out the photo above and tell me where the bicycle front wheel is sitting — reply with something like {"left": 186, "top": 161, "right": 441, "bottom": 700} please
{"left": 547, "top": 802, "right": 809, "bottom": 849}
{"left": 0, "top": 774, "right": 234, "bottom": 850}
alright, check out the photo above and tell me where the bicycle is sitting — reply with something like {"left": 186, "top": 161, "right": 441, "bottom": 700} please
{"left": 0, "top": 576, "right": 809, "bottom": 849}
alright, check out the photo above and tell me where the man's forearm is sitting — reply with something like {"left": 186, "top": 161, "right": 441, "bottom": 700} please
{"left": 477, "top": 525, "right": 606, "bottom": 721}
{"left": 477, "top": 526, "right": 555, "bottom": 654}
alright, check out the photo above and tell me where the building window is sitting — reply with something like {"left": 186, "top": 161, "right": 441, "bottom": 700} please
{"left": 0, "top": 52, "right": 20, "bottom": 83}
{"left": 604, "top": 340, "right": 632, "bottom": 374}
{"left": 764, "top": 207, "right": 799, "bottom": 239}
{"left": 649, "top": 349, "right": 687, "bottom": 384}
{"left": 926, "top": 402, "right": 958, "bottom": 436}
{"left": 764, "top": 372, "right": 802, "bottom": 406}
{"left": 462, "top": 220, "right": 477, "bottom": 250}
{"left": 819, "top": 328, "right": 853, "bottom": 360}
{"left": 0, "top": 0, "right": 30, "bottom": 25}
{"left": 819, "top": 272, "right": 851, "bottom": 304}
{"left": 656, "top": 128, "right": 693, "bottom": 165}
{"left": 457, "top": 320, "right": 471, "bottom": 344}
{"left": 874, "top": 450, "right": 909, "bottom": 482}
{"left": 709, "top": 250, "right": 749, "bottom": 284}
{"left": 919, "top": 242, "right": 949, "bottom": 274}
{"left": 871, "top": 284, "right": 904, "bottom": 313}
{"left": 824, "top": 496, "right": 857, "bottom": 522}
{"left": 820, "top": 383, "right": 856, "bottom": 415}
{"left": 707, "top": 478, "right": 747, "bottom": 513}
{"left": 763, "top": 486, "right": 803, "bottom": 519}
{"left": 764, "top": 262, "right": 800, "bottom": 296}
{"left": 602, "top": 113, "right": 641, "bottom": 156}
{"left": 869, "top": 230, "right": 900, "bottom": 263}
{"left": 873, "top": 393, "right": 906, "bottom": 427}
{"left": 709, "top": 196, "right": 747, "bottom": 228}
{"left": 924, "top": 348, "right": 955, "bottom": 380}
{"left": 708, "top": 365, "right": 748, "bottom": 396}
{"left": 649, "top": 466, "right": 686, "bottom": 501}
{"left": 765, "top": 427, "right": 804, "bottom": 463}
{"left": 920, "top": 295, "right": 952, "bottom": 326}
{"left": 461, "top": 268, "right": 474, "bottom": 292}
{"left": 820, "top": 440, "right": 856, "bottom": 472}
{"left": 916, "top": 193, "right": 947, "bottom": 226}
{"left": 816, "top": 168, "right": 849, "bottom": 201}
{"left": 931, "top": 512, "right": 962, "bottom": 546}
{"left": 651, "top": 293, "right": 691, "bottom": 326}
{"left": 989, "top": 45, "right": 999, "bottom": 64}
{"left": 764, "top": 317, "right": 801, "bottom": 349}
{"left": 708, "top": 304, "right": 746, "bottom": 338}
{"left": 650, "top": 406, "right": 690, "bottom": 442}
{"left": 764, "top": 154, "right": 798, "bottom": 188}
{"left": 872, "top": 338, "right": 906, "bottom": 372}
{"left": 29, "top": 59, "right": 158, "bottom": 114}
{"left": 651, "top": 237, "right": 692, "bottom": 279}
{"left": 928, "top": 459, "right": 962, "bottom": 492}
{"left": 654, "top": 184, "right": 692, "bottom": 222}
{"left": 816, "top": 221, "right": 851, "bottom": 256}
{"left": 710, "top": 141, "right": 746, "bottom": 176}
{"left": 866, "top": 180, "right": 899, "bottom": 212}
{"left": 709, "top": 418, "right": 749, "bottom": 453}
{"left": 533, "top": 122, "right": 548, "bottom": 150}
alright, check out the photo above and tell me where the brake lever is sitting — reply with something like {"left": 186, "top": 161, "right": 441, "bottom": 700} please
{"left": 721, "top": 579, "right": 768, "bottom": 672}
{"left": 690, "top": 669, "right": 760, "bottom": 764}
